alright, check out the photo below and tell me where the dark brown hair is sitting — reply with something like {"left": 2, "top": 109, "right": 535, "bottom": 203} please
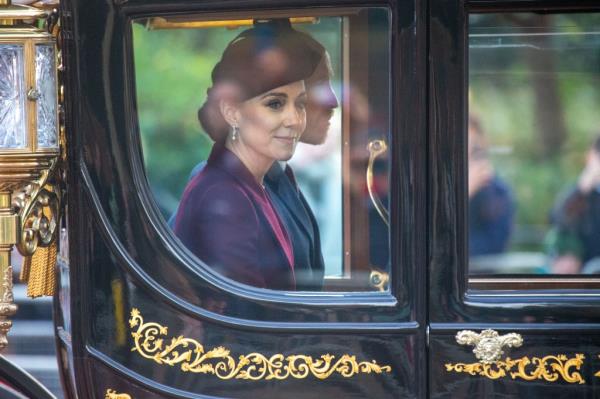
{"left": 198, "top": 20, "right": 324, "bottom": 143}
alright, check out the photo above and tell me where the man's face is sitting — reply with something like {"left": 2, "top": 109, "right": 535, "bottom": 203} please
{"left": 468, "top": 124, "right": 486, "bottom": 161}
{"left": 302, "top": 52, "right": 339, "bottom": 145}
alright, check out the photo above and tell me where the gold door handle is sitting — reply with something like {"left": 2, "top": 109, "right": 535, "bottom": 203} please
{"left": 369, "top": 268, "right": 389, "bottom": 292}
{"left": 455, "top": 329, "right": 523, "bottom": 364}
{"left": 366, "top": 140, "right": 389, "bottom": 227}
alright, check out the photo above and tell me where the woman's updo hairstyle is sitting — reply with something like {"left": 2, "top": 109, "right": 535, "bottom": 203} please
{"left": 198, "top": 19, "right": 324, "bottom": 143}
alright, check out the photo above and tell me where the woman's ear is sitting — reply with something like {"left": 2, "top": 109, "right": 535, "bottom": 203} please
{"left": 219, "top": 99, "right": 240, "bottom": 128}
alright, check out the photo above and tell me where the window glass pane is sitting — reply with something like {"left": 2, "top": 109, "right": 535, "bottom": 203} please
{"left": 133, "top": 9, "right": 391, "bottom": 291}
{"left": 0, "top": 44, "right": 26, "bottom": 149}
{"left": 468, "top": 13, "right": 600, "bottom": 275}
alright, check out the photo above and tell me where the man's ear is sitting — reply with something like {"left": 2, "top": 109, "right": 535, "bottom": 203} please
{"left": 219, "top": 99, "right": 240, "bottom": 128}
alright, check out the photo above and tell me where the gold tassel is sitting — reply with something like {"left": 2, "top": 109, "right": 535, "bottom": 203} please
{"left": 21, "top": 242, "right": 57, "bottom": 298}
{"left": 19, "top": 184, "right": 59, "bottom": 299}
{"left": 20, "top": 255, "right": 31, "bottom": 283}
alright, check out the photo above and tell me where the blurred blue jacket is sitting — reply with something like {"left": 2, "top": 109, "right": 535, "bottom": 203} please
{"left": 469, "top": 175, "right": 515, "bottom": 256}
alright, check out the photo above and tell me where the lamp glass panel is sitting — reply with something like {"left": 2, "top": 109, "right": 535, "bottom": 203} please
{"left": 0, "top": 44, "right": 26, "bottom": 149}
{"left": 35, "top": 43, "right": 58, "bottom": 148}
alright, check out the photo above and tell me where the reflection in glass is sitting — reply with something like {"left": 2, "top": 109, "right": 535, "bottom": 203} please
{"left": 468, "top": 13, "right": 600, "bottom": 275}
{"left": 0, "top": 44, "right": 26, "bottom": 149}
{"left": 133, "top": 10, "right": 391, "bottom": 291}
{"left": 35, "top": 44, "right": 58, "bottom": 149}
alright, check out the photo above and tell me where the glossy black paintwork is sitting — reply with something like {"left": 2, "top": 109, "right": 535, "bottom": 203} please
{"left": 58, "top": 0, "right": 426, "bottom": 397}
{"left": 0, "top": 356, "right": 56, "bottom": 399}
{"left": 84, "top": 258, "right": 416, "bottom": 397}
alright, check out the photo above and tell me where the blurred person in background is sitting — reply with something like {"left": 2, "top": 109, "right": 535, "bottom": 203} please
{"left": 468, "top": 115, "right": 515, "bottom": 257}
{"left": 172, "top": 20, "right": 339, "bottom": 290}
{"left": 547, "top": 135, "right": 600, "bottom": 274}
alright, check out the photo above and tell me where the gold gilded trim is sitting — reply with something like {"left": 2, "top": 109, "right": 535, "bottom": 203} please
{"left": 146, "top": 16, "right": 317, "bottom": 30}
{"left": 105, "top": 390, "right": 132, "bottom": 399}
{"left": 446, "top": 354, "right": 585, "bottom": 384}
{"left": 129, "top": 308, "right": 392, "bottom": 380}
{"left": 13, "top": 159, "right": 60, "bottom": 257}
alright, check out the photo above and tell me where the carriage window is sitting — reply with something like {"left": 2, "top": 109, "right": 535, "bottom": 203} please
{"left": 468, "top": 13, "right": 600, "bottom": 275}
{"left": 133, "top": 9, "right": 391, "bottom": 291}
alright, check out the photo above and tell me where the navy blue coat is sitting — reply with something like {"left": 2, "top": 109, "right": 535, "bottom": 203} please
{"left": 264, "top": 162, "right": 325, "bottom": 290}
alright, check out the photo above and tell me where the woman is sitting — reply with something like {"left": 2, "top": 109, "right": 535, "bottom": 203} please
{"left": 174, "top": 24, "right": 321, "bottom": 290}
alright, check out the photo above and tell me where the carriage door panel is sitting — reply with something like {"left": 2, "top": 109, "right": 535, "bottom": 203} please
{"left": 429, "top": 1, "right": 600, "bottom": 397}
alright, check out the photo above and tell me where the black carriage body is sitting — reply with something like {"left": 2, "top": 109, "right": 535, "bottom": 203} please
{"left": 53, "top": 0, "right": 600, "bottom": 398}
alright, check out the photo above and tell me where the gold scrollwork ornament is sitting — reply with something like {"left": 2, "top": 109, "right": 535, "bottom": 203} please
{"left": 129, "top": 308, "right": 391, "bottom": 380}
{"left": 12, "top": 160, "right": 61, "bottom": 298}
{"left": 446, "top": 354, "right": 585, "bottom": 384}
{"left": 12, "top": 161, "right": 60, "bottom": 257}
{"left": 105, "top": 389, "right": 132, "bottom": 399}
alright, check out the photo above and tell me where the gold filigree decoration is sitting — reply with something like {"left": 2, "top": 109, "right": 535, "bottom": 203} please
{"left": 105, "top": 389, "right": 132, "bottom": 399}
{"left": 129, "top": 308, "right": 392, "bottom": 380}
{"left": 1, "top": 265, "right": 13, "bottom": 304}
{"left": 12, "top": 159, "right": 61, "bottom": 297}
{"left": 12, "top": 159, "right": 60, "bottom": 258}
{"left": 446, "top": 354, "right": 585, "bottom": 384}
{"left": 595, "top": 355, "right": 600, "bottom": 378}
{"left": 456, "top": 329, "right": 523, "bottom": 363}
{"left": 0, "top": 265, "right": 17, "bottom": 348}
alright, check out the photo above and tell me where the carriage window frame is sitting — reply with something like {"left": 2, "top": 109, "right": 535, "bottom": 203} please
{"left": 465, "top": 6, "right": 600, "bottom": 292}
{"left": 128, "top": 6, "right": 400, "bottom": 297}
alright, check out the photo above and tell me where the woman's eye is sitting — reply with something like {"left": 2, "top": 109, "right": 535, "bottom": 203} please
{"left": 265, "top": 99, "right": 284, "bottom": 110}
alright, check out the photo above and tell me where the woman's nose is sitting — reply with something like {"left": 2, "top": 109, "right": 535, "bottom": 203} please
{"left": 284, "top": 105, "right": 304, "bottom": 127}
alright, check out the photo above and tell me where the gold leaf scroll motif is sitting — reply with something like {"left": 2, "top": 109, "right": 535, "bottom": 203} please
{"left": 129, "top": 308, "right": 392, "bottom": 380}
{"left": 445, "top": 354, "right": 585, "bottom": 384}
{"left": 105, "top": 389, "right": 132, "bottom": 399}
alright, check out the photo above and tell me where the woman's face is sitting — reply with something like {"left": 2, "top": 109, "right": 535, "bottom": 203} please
{"left": 233, "top": 80, "right": 307, "bottom": 164}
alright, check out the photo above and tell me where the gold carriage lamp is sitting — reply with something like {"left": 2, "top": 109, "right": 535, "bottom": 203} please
{"left": 0, "top": 0, "right": 58, "bottom": 349}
